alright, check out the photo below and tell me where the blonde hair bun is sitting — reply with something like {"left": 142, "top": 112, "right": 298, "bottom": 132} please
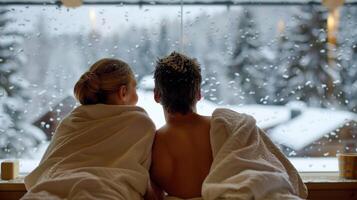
{"left": 74, "top": 58, "right": 133, "bottom": 105}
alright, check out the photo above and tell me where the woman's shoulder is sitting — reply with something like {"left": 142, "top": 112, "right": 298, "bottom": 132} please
{"left": 128, "top": 106, "right": 155, "bottom": 125}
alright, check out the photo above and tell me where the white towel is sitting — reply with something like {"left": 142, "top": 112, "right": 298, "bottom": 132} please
{"left": 165, "top": 108, "right": 307, "bottom": 200}
{"left": 202, "top": 108, "right": 307, "bottom": 200}
{"left": 22, "top": 104, "right": 156, "bottom": 200}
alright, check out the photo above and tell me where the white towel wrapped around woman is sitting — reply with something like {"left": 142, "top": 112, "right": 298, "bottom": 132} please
{"left": 23, "top": 104, "right": 156, "bottom": 200}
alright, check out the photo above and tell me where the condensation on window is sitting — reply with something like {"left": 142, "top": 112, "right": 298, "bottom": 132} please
{"left": 0, "top": 1, "right": 356, "bottom": 172}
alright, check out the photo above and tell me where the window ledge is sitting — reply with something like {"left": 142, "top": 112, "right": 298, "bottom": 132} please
{"left": 0, "top": 175, "right": 26, "bottom": 191}
{"left": 1, "top": 172, "right": 357, "bottom": 191}
{"left": 301, "top": 172, "right": 357, "bottom": 190}
{"left": 1, "top": 173, "right": 357, "bottom": 200}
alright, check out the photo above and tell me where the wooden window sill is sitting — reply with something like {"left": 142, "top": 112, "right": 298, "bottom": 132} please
{"left": 1, "top": 172, "right": 357, "bottom": 199}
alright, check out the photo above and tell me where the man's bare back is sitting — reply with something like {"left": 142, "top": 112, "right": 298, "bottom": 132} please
{"left": 150, "top": 113, "right": 213, "bottom": 199}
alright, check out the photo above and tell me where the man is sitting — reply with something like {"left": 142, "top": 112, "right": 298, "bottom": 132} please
{"left": 149, "top": 52, "right": 212, "bottom": 199}
{"left": 148, "top": 52, "right": 307, "bottom": 200}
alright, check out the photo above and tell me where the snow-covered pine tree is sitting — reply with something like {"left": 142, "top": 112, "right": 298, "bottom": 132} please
{"left": 269, "top": 31, "right": 290, "bottom": 105}
{"left": 157, "top": 20, "right": 170, "bottom": 58}
{"left": 0, "top": 8, "right": 43, "bottom": 158}
{"left": 136, "top": 28, "right": 155, "bottom": 79}
{"left": 228, "top": 8, "right": 267, "bottom": 104}
{"left": 200, "top": 31, "right": 223, "bottom": 103}
{"left": 278, "top": 5, "right": 334, "bottom": 107}
{"left": 264, "top": 32, "right": 287, "bottom": 105}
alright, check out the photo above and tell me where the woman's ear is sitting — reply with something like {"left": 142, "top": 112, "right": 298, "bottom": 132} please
{"left": 154, "top": 88, "right": 161, "bottom": 103}
{"left": 196, "top": 89, "right": 202, "bottom": 101}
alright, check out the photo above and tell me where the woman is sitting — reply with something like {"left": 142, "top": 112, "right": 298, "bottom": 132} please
{"left": 23, "top": 58, "right": 156, "bottom": 200}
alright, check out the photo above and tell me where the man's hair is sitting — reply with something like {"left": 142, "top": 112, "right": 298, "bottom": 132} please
{"left": 154, "top": 52, "right": 202, "bottom": 114}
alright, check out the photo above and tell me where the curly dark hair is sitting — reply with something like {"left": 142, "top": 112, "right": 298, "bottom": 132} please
{"left": 154, "top": 52, "right": 202, "bottom": 114}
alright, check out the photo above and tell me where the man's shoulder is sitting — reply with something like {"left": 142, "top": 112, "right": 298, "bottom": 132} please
{"left": 153, "top": 126, "right": 169, "bottom": 150}
{"left": 153, "top": 125, "right": 175, "bottom": 154}
{"left": 155, "top": 125, "right": 170, "bottom": 140}
{"left": 151, "top": 127, "right": 173, "bottom": 175}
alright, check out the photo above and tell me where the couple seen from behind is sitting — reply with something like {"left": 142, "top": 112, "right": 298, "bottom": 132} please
{"left": 22, "top": 52, "right": 308, "bottom": 200}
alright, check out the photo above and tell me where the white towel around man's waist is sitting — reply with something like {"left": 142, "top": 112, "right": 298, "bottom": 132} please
{"left": 22, "top": 104, "right": 156, "bottom": 200}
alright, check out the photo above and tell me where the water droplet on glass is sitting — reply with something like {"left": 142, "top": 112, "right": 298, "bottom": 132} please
{"left": 288, "top": 151, "right": 296, "bottom": 156}
{"left": 38, "top": 90, "right": 46, "bottom": 96}
{"left": 209, "top": 97, "right": 217, "bottom": 101}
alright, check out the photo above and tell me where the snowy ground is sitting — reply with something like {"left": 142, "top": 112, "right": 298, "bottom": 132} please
{"left": 137, "top": 79, "right": 292, "bottom": 129}
{"left": 289, "top": 157, "right": 338, "bottom": 172}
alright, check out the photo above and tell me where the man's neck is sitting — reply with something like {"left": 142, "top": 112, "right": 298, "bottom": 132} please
{"left": 164, "top": 107, "right": 199, "bottom": 124}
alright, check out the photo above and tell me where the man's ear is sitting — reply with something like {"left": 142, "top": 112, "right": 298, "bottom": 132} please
{"left": 154, "top": 88, "right": 161, "bottom": 103}
{"left": 118, "top": 85, "right": 128, "bottom": 102}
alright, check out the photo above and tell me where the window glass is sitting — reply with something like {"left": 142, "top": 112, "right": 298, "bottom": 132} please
{"left": 0, "top": 1, "right": 356, "bottom": 172}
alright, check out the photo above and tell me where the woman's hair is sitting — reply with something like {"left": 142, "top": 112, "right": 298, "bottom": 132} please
{"left": 74, "top": 58, "right": 134, "bottom": 105}
{"left": 154, "top": 52, "right": 202, "bottom": 114}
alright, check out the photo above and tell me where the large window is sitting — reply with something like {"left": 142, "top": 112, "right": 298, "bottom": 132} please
{"left": 0, "top": 0, "right": 356, "bottom": 172}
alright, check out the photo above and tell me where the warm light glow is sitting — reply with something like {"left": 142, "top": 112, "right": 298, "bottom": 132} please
{"left": 327, "top": 9, "right": 340, "bottom": 45}
{"left": 61, "top": 0, "right": 82, "bottom": 8}
{"left": 327, "top": 13, "right": 335, "bottom": 29}
{"left": 89, "top": 9, "right": 96, "bottom": 31}
{"left": 323, "top": 0, "right": 344, "bottom": 46}
{"left": 277, "top": 19, "right": 285, "bottom": 35}
{"left": 322, "top": 0, "right": 345, "bottom": 11}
